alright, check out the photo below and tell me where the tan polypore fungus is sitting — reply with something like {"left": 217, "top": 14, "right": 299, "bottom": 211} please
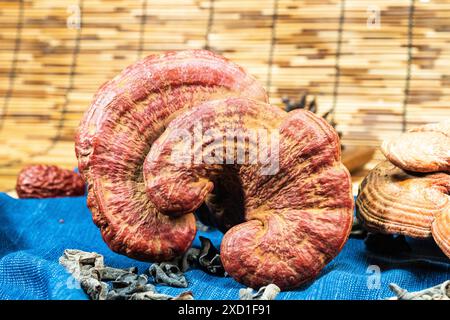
{"left": 381, "top": 120, "right": 450, "bottom": 173}
{"left": 76, "top": 49, "right": 354, "bottom": 290}
{"left": 357, "top": 119, "right": 450, "bottom": 259}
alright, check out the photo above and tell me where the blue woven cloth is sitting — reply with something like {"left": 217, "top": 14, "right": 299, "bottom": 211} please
{"left": 0, "top": 192, "right": 448, "bottom": 300}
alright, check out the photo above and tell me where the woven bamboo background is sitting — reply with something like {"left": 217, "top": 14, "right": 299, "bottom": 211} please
{"left": 1, "top": 0, "right": 450, "bottom": 192}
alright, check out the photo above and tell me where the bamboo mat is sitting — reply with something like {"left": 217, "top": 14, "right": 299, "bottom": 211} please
{"left": 1, "top": 0, "right": 450, "bottom": 191}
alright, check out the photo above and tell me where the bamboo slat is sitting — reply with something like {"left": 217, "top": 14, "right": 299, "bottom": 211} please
{"left": 1, "top": 0, "right": 449, "bottom": 191}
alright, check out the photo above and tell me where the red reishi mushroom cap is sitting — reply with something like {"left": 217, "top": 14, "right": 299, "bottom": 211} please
{"left": 144, "top": 98, "right": 354, "bottom": 290}
{"left": 76, "top": 50, "right": 353, "bottom": 289}
{"left": 75, "top": 50, "right": 268, "bottom": 262}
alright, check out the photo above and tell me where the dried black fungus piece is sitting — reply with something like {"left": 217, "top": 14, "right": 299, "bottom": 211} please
{"left": 180, "top": 248, "right": 201, "bottom": 272}
{"left": 80, "top": 277, "right": 109, "bottom": 300}
{"left": 282, "top": 94, "right": 344, "bottom": 144}
{"left": 59, "top": 249, "right": 105, "bottom": 280}
{"left": 111, "top": 274, "right": 149, "bottom": 294}
{"left": 107, "top": 273, "right": 193, "bottom": 300}
{"left": 107, "top": 274, "right": 156, "bottom": 300}
{"left": 197, "top": 236, "right": 225, "bottom": 276}
{"left": 239, "top": 284, "right": 281, "bottom": 300}
{"left": 59, "top": 249, "right": 193, "bottom": 300}
{"left": 149, "top": 262, "right": 188, "bottom": 288}
{"left": 130, "top": 291, "right": 194, "bottom": 300}
{"left": 163, "top": 236, "right": 225, "bottom": 277}
{"left": 388, "top": 281, "right": 450, "bottom": 300}
{"left": 91, "top": 266, "right": 138, "bottom": 281}
{"left": 282, "top": 94, "right": 317, "bottom": 113}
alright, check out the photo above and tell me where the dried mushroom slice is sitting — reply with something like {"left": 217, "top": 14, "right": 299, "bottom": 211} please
{"left": 381, "top": 120, "right": 450, "bottom": 173}
{"left": 75, "top": 50, "right": 268, "bottom": 262}
{"left": 144, "top": 98, "right": 353, "bottom": 290}
{"left": 356, "top": 161, "right": 450, "bottom": 253}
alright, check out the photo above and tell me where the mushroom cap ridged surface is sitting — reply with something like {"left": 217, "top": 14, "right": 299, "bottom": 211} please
{"left": 75, "top": 50, "right": 268, "bottom": 262}
{"left": 432, "top": 209, "right": 450, "bottom": 259}
{"left": 144, "top": 98, "right": 354, "bottom": 290}
{"left": 356, "top": 161, "right": 450, "bottom": 257}
{"left": 381, "top": 119, "right": 450, "bottom": 173}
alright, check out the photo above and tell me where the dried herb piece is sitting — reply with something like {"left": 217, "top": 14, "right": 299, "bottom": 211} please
{"left": 129, "top": 291, "right": 194, "bottom": 301}
{"left": 59, "top": 249, "right": 104, "bottom": 280}
{"left": 60, "top": 249, "right": 136, "bottom": 300}
{"left": 111, "top": 274, "right": 148, "bottom": 292}
{"left": 389, "top": 281, "right": 450, "bottom": 300}
{"left": 59, "top": 249, "right": 194, "bottom": 300}
{"left": 80, "top": 277, "right": 108, "bottom": 300}
{"left": 91, "top": 266, "right": 138, "bottom": 281}
{"left": 178, "top": 248, "right": 201, "bottom": 272}
{"left": 166, "top": 237, "right": 225, "bottom": 277}
{"left": 107, "top": 273, "right": 191, "bottom": 300}
{"left": 107, "top": 274, "right": 152, "bottom": 299}
{"left": 239, "top": 284, "right": 281, "bottom": 300}
{"left": 198, "top": 236, "right": 225, "bottom": 276}
{"left": 149, "top": 262, "right": 188, "bottom": 288}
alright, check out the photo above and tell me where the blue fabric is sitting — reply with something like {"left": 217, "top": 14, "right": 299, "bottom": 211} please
{"left": 0, "top": 192, "right": 448, "bottom": 300}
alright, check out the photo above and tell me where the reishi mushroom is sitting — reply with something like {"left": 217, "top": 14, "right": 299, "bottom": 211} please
{"left": 75, "top": 50, "right": 354, "bottom": 290}
{"left": 75, "top": 50, "right": 268, "bottom": 262}
{"left": 357, "top": 120, "right": 450, "bottom": 259}
{"left": 144, "top": 98, "right": 354, "bottom": 289}
{"left": 356, "top": 161, "right": 449, "bottom": 237}
{"left": 381, "top": 119, "right": 450, "bottom": 173}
